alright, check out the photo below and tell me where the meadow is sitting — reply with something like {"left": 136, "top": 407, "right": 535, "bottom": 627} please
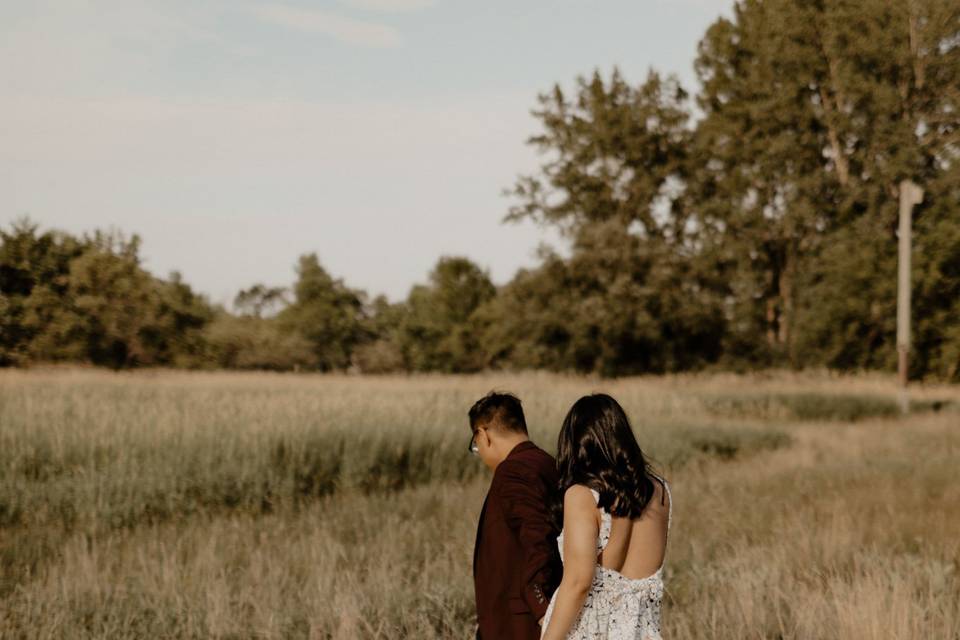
{"left": 1, "top": 368, "right": 958, "bottom": 639}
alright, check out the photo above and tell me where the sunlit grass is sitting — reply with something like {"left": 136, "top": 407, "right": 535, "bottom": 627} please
{"left": 1, "top": 368, "right": 958, "bottom": 638}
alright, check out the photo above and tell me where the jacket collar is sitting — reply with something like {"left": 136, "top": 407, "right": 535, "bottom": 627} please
{"left": 505, "top": 439, "right": 536, "bottom": 460}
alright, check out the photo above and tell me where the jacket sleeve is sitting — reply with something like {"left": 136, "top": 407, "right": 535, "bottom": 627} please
{"left": 497, "top": 459, "right": 560, "bottom": 620}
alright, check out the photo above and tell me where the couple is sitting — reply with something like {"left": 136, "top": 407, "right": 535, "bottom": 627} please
{"left": 470, "top": 392, "right": 671, "bottom": 640}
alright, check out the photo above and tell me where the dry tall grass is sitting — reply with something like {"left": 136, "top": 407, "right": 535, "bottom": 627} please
{"left": 1, "top": 368, "right": 958, "bottom": 639}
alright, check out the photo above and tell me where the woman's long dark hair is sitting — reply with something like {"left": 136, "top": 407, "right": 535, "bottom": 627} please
{"left": 552, "top": 393, "right": 659, "bottom": 529}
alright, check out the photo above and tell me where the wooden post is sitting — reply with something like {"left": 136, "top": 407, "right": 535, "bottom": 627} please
{"left": 897, "top": 179, "right": 923, "bottom": 414}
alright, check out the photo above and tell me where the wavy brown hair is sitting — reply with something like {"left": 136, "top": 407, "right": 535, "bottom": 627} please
{"left": 552, "top": 393, "right": 660, "bottom": 527}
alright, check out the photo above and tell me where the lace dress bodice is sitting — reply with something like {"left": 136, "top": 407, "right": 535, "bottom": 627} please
{"left": 542, "top": 477, "right": 672, "bottom": 640}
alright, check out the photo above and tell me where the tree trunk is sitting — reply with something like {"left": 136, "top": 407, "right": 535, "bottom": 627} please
{"left": 778, "top": 240, "right": 796, "bottom": 364}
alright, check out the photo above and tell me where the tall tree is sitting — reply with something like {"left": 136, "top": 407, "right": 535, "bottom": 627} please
{"left": 0, "top": 218, "right": 87, "bottom": 364}
{"left": 504, "top": 69, "right": 726, "bottom": 375}
{"left": 797, "top": 0, "right": 960, "bottom": 377}
{"left": 59, "top": 230, "right": 162, "bottom": 367}
{"left": 398, "top": 256, "right": 496, "bottom": 372}
{"left": 146, "top": 271, "right": 216, "bottom": 367}
{"left": 277, "top": 253, "right": 367, "bottom": 371}
{"left": 692, "top": 1, "right": 838, "bottom": 364}
{"left": 692, "top": 0, "right": 960, "bottom": 375}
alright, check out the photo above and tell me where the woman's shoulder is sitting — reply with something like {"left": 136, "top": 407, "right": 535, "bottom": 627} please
{"left": 563, "top": 483, "right": 599, "bottom": 505}
{"left": 646, "top": 474, "right": 672, "bottom": 516}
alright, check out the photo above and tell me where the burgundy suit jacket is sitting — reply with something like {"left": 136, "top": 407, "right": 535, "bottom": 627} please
{"left": 473, "top": 441, "right": 563, "bottom": 640}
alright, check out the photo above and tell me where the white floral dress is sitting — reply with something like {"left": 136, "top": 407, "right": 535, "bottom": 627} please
{"left": 541, "top": 478, "right": 672, "bottom": 640}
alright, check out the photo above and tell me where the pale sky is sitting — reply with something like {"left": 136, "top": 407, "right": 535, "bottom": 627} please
{"left": 2, "top": 0, "right": 733, "bottom": 306}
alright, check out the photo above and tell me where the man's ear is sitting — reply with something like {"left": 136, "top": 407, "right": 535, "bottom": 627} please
{"left": 479, "top": 426, "right": 492, "bottom": 447}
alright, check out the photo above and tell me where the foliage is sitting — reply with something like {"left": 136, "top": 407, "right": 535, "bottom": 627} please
{"left": 395, "top": 256, "right": 496, "bottom": 373}
{"left": 276, "top": 253, "right": 368, "bottom": 371}
{"left": 0, "top": 218, "right": 214, "bottom": 368}
{"left": 3, "top": 1, "right": 959, "bottom": 378}
{"left": 498, "top": 71, "right": 727, "bottom": 375}
{"left": 692, "top": 0, "right": 960, "bottom": 375}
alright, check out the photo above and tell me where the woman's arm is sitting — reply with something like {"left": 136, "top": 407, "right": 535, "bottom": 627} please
{"left": 540, "top": 485, "right": 598, "bottom": 640}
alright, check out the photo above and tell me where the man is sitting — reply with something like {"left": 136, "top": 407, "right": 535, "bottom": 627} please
{"left": 469, "top": 392, "right": 563, "bottom": 640}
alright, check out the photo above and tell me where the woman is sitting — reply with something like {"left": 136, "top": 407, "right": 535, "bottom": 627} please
{"left": 540, "top": 394, "right": 672, "bottom": 640}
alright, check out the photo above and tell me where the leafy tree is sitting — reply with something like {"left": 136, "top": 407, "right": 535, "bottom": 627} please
{"left": 351, "top": 295, "right": 406, "bottom": 373}
{"left": 277, "top": 253, "right": 367, "bottom": 371}
{"left": 204, "top": 311, "right": 316, "bottom": 370}
{"left": 0, "top": 217, "right": 87, "bottom": 364}
{"left": 146, "top": 271, "right": 216, "bottom": 367}
{"left": 57, "top": 230, "right": 162, "bottom": 367}
{"left": 692, "top": 1, "right": 840, "bottom": 364}
{"left": 504, "top": 69, "right": 726, "bottom": 375}
{"left": 693, "top": 0, "right": 960, "bottom": 376}
{"left": 476, "top": 256, "right": 574, "bottom": 372}
{"left": 234, "top": 284, "right": 288, "bottom": 318}
{"left": 398, "top": 256, "right": 495, "bottom": 372}
{"left": 2, "top": 219, "right": 215, "bottom": 368}
{"left": 796, "top": 0, "right": 960, "bottom": 378}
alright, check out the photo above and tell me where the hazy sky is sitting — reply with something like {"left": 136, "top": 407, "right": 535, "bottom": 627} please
{"left": 3, "top": 0, "right": 732, "bottom": 306}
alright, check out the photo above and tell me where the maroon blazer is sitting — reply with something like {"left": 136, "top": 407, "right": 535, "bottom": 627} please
{"left": 473, "top": 441, "right": 563, "bottom": 640}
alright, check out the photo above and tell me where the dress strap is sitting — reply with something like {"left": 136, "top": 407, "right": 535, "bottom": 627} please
{"left": 657, "top": 476, "right": 672, "bottom": 573}
{"left": 663, "top": 479, "right": 672, "bottom": 537}
{"left": 589, "top": 488, "right": 612, "bottom": 552}
{"left": 650, "top": 474, "right": 672, "bottom": 538}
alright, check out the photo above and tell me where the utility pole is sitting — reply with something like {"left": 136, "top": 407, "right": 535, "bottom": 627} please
{"left": 897, "top": 179, "right": 924, "bottom": 414}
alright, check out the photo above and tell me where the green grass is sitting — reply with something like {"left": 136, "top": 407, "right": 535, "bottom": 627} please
{"left": 698, "top": 391, "right": 953, "bottom": 422}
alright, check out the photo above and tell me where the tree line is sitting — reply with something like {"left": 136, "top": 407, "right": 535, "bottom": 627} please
{"left": 3, "top": 0, "right": 959, "bottom": 379}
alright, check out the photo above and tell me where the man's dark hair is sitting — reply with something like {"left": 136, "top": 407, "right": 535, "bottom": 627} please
{"left": 468, "top": 391, "right": 528, "bottom": 435}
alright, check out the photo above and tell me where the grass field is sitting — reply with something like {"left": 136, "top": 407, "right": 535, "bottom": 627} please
{"left": 1, "top": 368, "right": 959, "bottom": 639}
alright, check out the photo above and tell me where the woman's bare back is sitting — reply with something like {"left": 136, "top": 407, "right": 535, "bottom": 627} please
{"left": 599, "top": 478, "right": 671, "bottom": 580}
